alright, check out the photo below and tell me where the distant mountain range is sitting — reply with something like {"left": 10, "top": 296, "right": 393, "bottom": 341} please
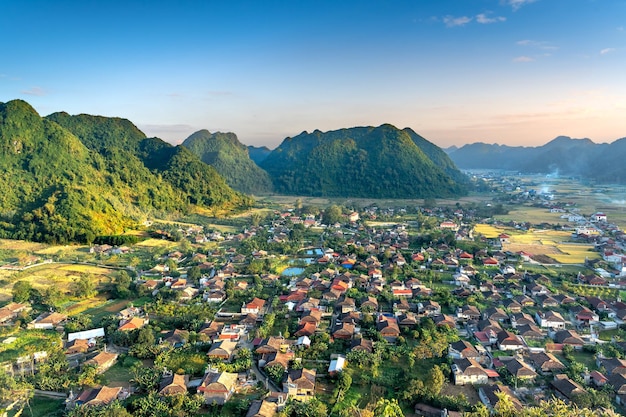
{"left": 447, "top": 136, "right": 626, "bottom": 183}
{"left": 0, "top": 100, "right": 249, "bottom": 243}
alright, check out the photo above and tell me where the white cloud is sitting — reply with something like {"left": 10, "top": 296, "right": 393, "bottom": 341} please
{"left": 476, "top": 13, "right": 506, "bottom": 24}
{"left": 600, "top": 48, "right": 615, "bottom": 55}
{"left": 513, "top": 56, "right": 534, "bottom": 62}
{"left": 501, "top": 0, "right": 539, "bottom": 11}
{"left": 21, "top": 86, "right": 47, "bottom": 96}
{"left": 443, "top": 15, "right": 472, "bottom": 27}
{"left": 517, "top": 39, "right": 557, "bottom": 50}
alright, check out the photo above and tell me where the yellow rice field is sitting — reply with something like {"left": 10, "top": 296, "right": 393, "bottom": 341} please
{"left": 474, "top": 224, "right": 599, "bottom": 264}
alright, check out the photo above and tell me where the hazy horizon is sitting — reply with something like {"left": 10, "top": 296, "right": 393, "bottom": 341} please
{"left": 2, "top": 0, "right": 625, "bottom": 149}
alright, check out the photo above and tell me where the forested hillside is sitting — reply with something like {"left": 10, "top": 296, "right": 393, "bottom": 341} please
{"left": 260, "top": 124, "right": 468, "bottom": 198}
{"left": 182, "top": 130, "right": 273, "bottom": 194}
{"left": 0, "top": 100, "right": 249, "bottom": 243}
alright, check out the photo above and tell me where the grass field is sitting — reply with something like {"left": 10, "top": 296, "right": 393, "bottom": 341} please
{"left": 80, "top": 298, "right": 132, "bottom": 323}
{"left": 0, "top": 263, "right": 115, "bottom": 301}
{"left": 24, "top": 396, "right": 65, "bottom": 417}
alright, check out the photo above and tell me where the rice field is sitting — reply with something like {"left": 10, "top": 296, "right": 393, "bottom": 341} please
{"left": 473, "top": 224, "right": 509, "bottom": 239}
{"left": 134, "top": 238, "right": 179, "bottom": 249}
{"left": 474, "top": 224, "right": 599, "bottom": 264}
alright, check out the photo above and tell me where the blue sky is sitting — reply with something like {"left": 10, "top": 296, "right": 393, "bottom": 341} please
{"left": 1, "top": 0, "right": 625, "bottom": 148}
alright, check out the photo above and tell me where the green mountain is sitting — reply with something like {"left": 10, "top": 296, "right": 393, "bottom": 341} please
{"left": 259, "top": 124, "right": 468, "bottom": 198}
{"left": 0, "top": 99, "right": 249, "bottom": 244}
{"left": 182, "top": 130, "right": 273, "bottom": 194}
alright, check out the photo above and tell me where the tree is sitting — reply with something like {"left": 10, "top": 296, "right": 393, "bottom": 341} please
{"left": 187, "top": 266, "right": 202, "bottom": 283}
{"left": 371, "top": 398, "right": 404, "bottom": 417}
{"left": 424, "top": 365, "right": 445, "bottom": 397}
{"left": 265, "top": 364, "right": 285, "bottom": 386}
{"left": 280, "top": 398, "right": 328, "bottom": 417}
{"left": 113, "top": 270, "right": 132, "bottom": 298}
{"left": 323, "top": 205, "right": 343, "bottom": 225}
{"left": 72, "top": 274, "right": 97, "bottom": 298}
{"left": 131, "top": 362, "right": 160, "bottom": 393}
{"left": 12, "top": 280, "right": 33, "bottom": 303}
{"left": 78, "top": 364, "right": 102, "bottom": 387}
{"left": 0, "top": 369, "right": 33, "bottom": 414}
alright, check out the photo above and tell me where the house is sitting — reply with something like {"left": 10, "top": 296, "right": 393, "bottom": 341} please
{"left": 284, "top": 368, "right": 316, "bottom": 399}
{"left": 535, "top": 311, "right": 566, "bottom": 329}
{"left": 418, "top": 300, "right": 441, "bottom": 316}
{"left": 179, "top": 286, "right": 200, "bottom": 301}
{"left": 65, "top": 338, "right": 90, "bottom": 355}
{"left": 510, "top": 312, "right": 535, "bottom": 328}
{"left": 84, "top": 351, "right": 118, "bottom": 373}
{"left": 336, "top": 297, "right": 356, "bottom": 314}
{"left": 591, "top": 212, "right": 607, "bottom": 222}
{"left": 159, "top": 373, "right": 189, "bottom": 396}
{"left": 587, "top": 296, "right": 610, "bottom": 312}
{"left": 527, "top": 351, "right": 566, "bottom": 374}
{"left": 198, "top": 371, "right": 238, "bottom": 405}
{"left": 553, "top": 329, "right": 585, "bottom": 348}
{"left": 483, "top": 257, "right": 499, "bottom": 266}
{"left": 0, "top": 303, "right": 29, "bottom": 325}
{"left": 516, "top": 324, "right": 544, "bottom": 340}
{"left": 207, "top": 340, "right": 238, "bottom": 361}
{"left": 551, "top": 374, "right": 586, "bottom": 402}
{"left": 328, "top": 355, "right": 346, "bottom": 376}
{"left": 162, "top": 329, "right": 190, "bottom": 348}
{"left": 75, "top": 386, "right": 123, "bottom": 407}
{"left": 256, "top": 336, "right": 291, "bottom": 355}
{"left": 597, "top": 357, "right": 626, "bottom": 376}
{"left": 294, "top": 319, "right": 317, "bottom": 337}
{"left": 502, "top": 299, "right": 522, "bottom": 314}
{"left": 118, "top": 316, "right": 148, "bottom": 331}
{"left": 448, "top": 340, "right": 480, "bottom": 360}
{"left": 482, "top": 307, "right": 508, "bottom": 322}
{"left": 414, "top": 403, "right": 462, "bottom": 417}
{"left": 609, "top": 373, "right": 626, "bottom": 405}
{"left": 496, "top": 331, "right": 524, "bottom": 351}
{"left": 360, "top": 296, "right": 379, "bottom": 312}
{"left": 477, "top": 319, "right": 502, "bottom": 335}
{"left": 433, "top": 314, "right": 456, "bottom": 328}
{"left": 242, "top": 298, "right": 266, "bottom": 316}
{"left": 198, "top": 321, "right": 223, "bottom": 342}
{"left": 457, "top": 305, "right": 481, "bottom": 321}
{"left": 377, "top": 315, "right": 400, "bottom": 342}
{"left": 479, "top": 384, "right": 522, "bottom": 412}
{"left": 397, "top": 312, "right": 418, "bottom": 326}
{"left": 571, "top": 305, "right": 599, "bottom": 325}
{"left": 350, "top": 338, "right": 374, "bottom": 353}
{"left": 300, "top": 309, "right": 322, "bottom": 327}
{"left": 505, "top": 358, "right": 537, "bottom": 381}
{"left": 333, "top": 322, "right": 356, "bottom": 340}
{"left": 206, "top": 290, "right": 227, "bottom": 304}
{"left": 452, "top": 358, "right": 488, "bottom": 385}
{"left": 536, "top": 294, "right": 559, "bottom": 309}
{"left": 28, "top": 312, "right": 67, "bottom": 330}
{"left": 245, "top": 399, "right": 277, "bottom": 417}
{"left": 261, "top": 351, "right": 293, "bottom": 369}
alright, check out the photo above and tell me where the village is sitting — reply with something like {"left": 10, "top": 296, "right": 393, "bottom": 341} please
{"left": 3, "top": 176, "right": 626, "bottom": 416}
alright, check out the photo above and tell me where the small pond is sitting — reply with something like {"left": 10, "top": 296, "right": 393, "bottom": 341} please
{"left": 281, "top": 267, "right": 306, "bottom": 276}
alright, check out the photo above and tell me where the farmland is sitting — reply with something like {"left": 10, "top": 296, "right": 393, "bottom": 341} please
{"left": 473, "top": 224, "right": 600, "bottom": 264}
